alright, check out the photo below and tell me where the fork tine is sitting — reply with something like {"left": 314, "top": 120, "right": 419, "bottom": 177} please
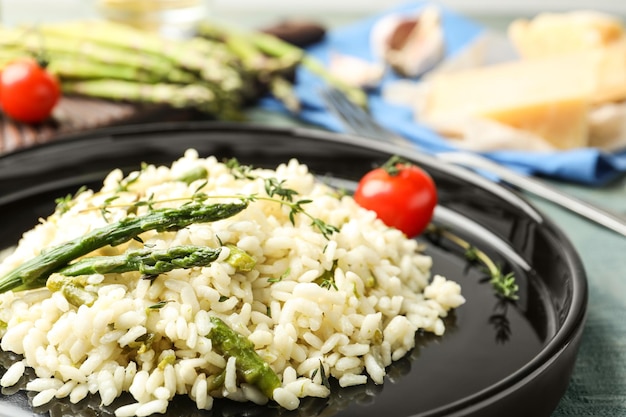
{"left": 326, "top": 88, "right": 374, "bottom": 136}
{"left": 320, "top": 88, "right": 361, "bottom": 135}
{"left": 320, "top": 87, "right": 411, "bottom": 147}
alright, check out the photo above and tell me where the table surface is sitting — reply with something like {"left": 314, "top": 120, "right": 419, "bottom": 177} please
{"left": 2, "top": 3, "right": 626, "bottom": 417}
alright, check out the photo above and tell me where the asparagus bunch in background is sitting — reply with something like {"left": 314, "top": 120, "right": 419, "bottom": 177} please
{"left": 0, "top": 22, "right": 255, "bottom": 118}
{"left": 196, "top": 21, "right": 368, "bottom": 110}
{"left": 0, "top": 26, "right": 188, "bottom": 82}
{"left": 0, "top": 19, "right": 368, "bottom": 118}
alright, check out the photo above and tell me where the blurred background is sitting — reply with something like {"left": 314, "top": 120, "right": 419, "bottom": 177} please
{"left": 1, "top": 0, "right": 625, "bottom": 30}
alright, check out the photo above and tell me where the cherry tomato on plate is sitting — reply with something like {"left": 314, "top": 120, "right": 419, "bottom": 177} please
{"left": 354, "top": 156, "right": 437, "bottom": 237}
{"left": 0, "top": 57, "right": 61, "bottom": 124}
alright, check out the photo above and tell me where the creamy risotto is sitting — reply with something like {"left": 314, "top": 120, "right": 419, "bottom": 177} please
{"left": 0, "top": 149, "right": 464, "bottom": 416}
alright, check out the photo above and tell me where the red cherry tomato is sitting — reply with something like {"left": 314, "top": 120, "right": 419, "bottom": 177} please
{"left": 0, "top": 58, "right": 60, "bottom": 123}
{"left": 354, "top": 158, "right": 437, "bottom": 237}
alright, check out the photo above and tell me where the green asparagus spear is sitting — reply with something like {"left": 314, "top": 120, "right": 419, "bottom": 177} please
{"left": 61, "top": 79, "right": 227, "bottom": 115}
{"left": 208, "top": 316, "right": 281, "bottom": 399}
{"left": 0, "top": 47, "right": 183, "bottom": 84}
{"left": 197, "top": 22, "right": 303, "bottom": 76}
{"left": 197, "top": 23, "right": 301, "bottom": 78}
{"left": 40, "top": 21, "right": 246, "bottom": 93}
{"left": 48, "top": 56, "right": 162, "bottom": 83}
{"left": 57, "top": 245, "right": 222, "bottom": 276}
{"left": 197, "top": 21, "right": 368, "bottom": 109}
{"left": 46, "top": 245, "right": 222, "bottom": 307}
{"left": 224, "top": 244, "right": 256, "bottom": 272}
{"left": 0, "top": 26, "right": 186, "bottom": 83}
{"left": 267, "top": 76, "right": 300, "bottom": 113}
{"left": 46, "top": 274, "right": 96, "bottom": 307}
{"left": 176, "top": 166, "right": 209, "bottom": 185}
{"left": 0, "top": 201, "right": 248, "bottom": 294}
{"left": 254, "top": 35, "right": 368, "bottom": 108}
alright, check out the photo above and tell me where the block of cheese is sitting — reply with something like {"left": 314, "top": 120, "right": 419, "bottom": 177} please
{"left": 509, "top": 10, "right": 625, "bottom": 59}
{"left": 589, "top": 41, "right": 626, "bottom": 103}
{"left": 419, "top": 55, "right": 595, "bottom": 149}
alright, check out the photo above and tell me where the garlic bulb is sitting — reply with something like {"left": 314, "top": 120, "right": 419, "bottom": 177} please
{"left": 371, "top": 5, "right": 445, "bottom": 77}
{"left": 328, "top": 52, "right": 385, "bottom": 88}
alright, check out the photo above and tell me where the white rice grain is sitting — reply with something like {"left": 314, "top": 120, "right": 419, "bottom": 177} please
{"left": 191, "top": 374, "right": 210, "bottom": 410}
{"left": 31, "top": 388, "right": 57, "bottom": 407}
{"left": 69, "top": 383, "right": 89, "bottom": 403}
{"left": 145, "top": 369, "right": 164, "bottom": 395}
{"left": 58, "top": 364, "right": 87, "bottom": 383}
{"left": 124, "top": 361, "right": 137, "bottom": 390}
{"left": 320, "top": 333, "right": 350, "bottom": 354}
{"left": 153, "top": 386, "right": 172, "bottom": 400}
{"left": 282, "top": 366, "right": 298, "bottom": 385}
{"left": 135, "top": 399, "right": 168, "bottom": 416}
{"left": 339, "top": 374, "right": 368, "bottom": 387}
{"left": 273, "top": 387, "right": 299, "bottom": 411}
{"left": 364, "top": 353, "right": 385, "bottom": 384}
{"left": 129, "top": 370, "right": 149, "bottom": 403}
{"left": 224, "top": 356, "right": 237, "bottom": 393}
{"left": 116, "top": 310, "right": 144, "bottom": 329}
{"left": 26, "top": 377, "right": 63, "bottom": 392}
{"left": 114, "top": 402, "right": 142, "bottom": 417}
{"left": 1, "top": 321, "right": 31, "bottom": 354}
{"left": 163, "top": 364, "right": 176, "bottom": 397}
{"left": 97, "top": 370, "right": 119, "bottom": 406}
{"left": 117, "top": 326, "right": 147, "bottom": 348}
{"left": 335, "top": 356, "right": 362, "bottom": 372}
{"left": 0, "top": 360, "right": 25, "bottom": 387}
{"left": 241, "top": 383, "right": 268, "bottom": 405}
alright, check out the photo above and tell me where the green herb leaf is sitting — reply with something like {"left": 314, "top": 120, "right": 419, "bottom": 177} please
{"left": 148, "top": 300, "right": 172, "bottom": 310}
{"left": 55, "top": 185, "right": 87, "bottom": 215}
{"left": 318, "top": 360, "right": 330, "bottom": 389}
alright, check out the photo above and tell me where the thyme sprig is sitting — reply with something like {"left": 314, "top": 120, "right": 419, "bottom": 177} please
{"left": 76, "top": 158, "right": 339, "bottom": 239}
{"left": 55, "top": 185, "right": 88, "bottom": 214}
{"left": 116, "top": 162, "right": 147, "bottom": 192}
{"left": 227, "top": 158, "right": 339, "bottom": 239}
{"left": 225, "top": 158, "right": 256, "bottom": 180}
{"left": 426, "top": 224, "right": 519, "bottom": 300}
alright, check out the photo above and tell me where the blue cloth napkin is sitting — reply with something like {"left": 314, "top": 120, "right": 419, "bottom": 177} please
{"left": 259, "top": 1, "right": 626, "bottom": 185}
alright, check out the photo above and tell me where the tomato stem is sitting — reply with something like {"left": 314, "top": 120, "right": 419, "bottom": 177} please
{"left": 381, "top": 155, "right": 407, "bottom": 176}
{"left": 34, "top": 54, "right": 49, "bottom": 69}
{"left": 18, "top": 25, "right": 50, "bottom": 68}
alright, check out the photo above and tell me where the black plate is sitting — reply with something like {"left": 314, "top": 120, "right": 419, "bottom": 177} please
{"left": 0, "top": 122, "right": 587, "bottom": 417}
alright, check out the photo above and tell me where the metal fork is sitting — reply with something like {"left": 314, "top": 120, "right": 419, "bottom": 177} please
{"left": 320, "top": 86, "right": 626, "bottom": 238}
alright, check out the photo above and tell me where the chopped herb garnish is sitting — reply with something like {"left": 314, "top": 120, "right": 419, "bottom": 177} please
{"left": 426, "top": 225, "right": 519, "bottom": 300}
{"left": 315, "top": 261, "right": 338, "bottom": 290}
{"left": 225, "top": 157, "right": 256, "bottom": 180}
{"left": 270, "top": 267, "right": 291, "bottom": 284}
{"left": 147, "top": 300, "right": 173, "bottom": 310}
{"left": 264, "top": 177, "right": 298, "bottom": 202}
{"left": 318, "top": 360, "right": 330, "bottom": 389}
{"left": 54, "top": 185, "right": 87, "bottom": 215}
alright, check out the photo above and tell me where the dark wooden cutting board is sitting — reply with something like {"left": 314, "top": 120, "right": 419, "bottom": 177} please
{"left": 0, "top": 96, "right": 198, "bottom": 153}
